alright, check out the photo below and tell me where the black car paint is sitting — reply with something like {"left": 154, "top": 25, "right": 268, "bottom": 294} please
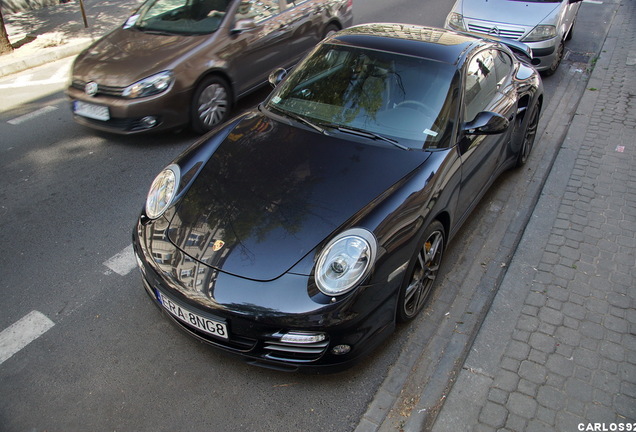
{"left": 133, "top": 24, "right": 543, "bottom": 371}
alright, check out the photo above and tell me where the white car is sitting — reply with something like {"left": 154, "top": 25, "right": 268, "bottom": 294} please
{"left": 445, "top": 0, "right": 582, "bottom": 75}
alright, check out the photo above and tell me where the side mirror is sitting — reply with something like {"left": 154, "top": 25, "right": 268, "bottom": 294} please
{"left": 232, "top": 19, "right": 257, "bottom": 33}
{"left": 462, "top": 111, "right": 509, "bottom": 135}
{"left": 268, "top": 68, "right": 288, "bottom": 87}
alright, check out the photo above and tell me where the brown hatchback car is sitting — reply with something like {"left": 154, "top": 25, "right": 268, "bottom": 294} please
{"left": 66, "top": 0, "right": 353, "bottom": 134}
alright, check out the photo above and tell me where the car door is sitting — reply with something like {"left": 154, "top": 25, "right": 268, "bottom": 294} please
{"left": 223, "top": 0, "right": 294, "bottom": 96}
{"left": 456, "top": 49, "right": 516, "bottom": 220}
{"left": 283, "top": 0, "right": 327, "bottom": 60}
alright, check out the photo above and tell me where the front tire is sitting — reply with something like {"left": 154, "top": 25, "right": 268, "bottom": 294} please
{"left": 191, "top": 75, "right": 231, "bottom": 134}
{"left": 542, "top": 40, "right": 564, "bottom": 77}
{"left": 516, "top": 102, "right": 540, "bottom": 167}
{"left": 397, "top": 221, "right": 445, "bottom": 322}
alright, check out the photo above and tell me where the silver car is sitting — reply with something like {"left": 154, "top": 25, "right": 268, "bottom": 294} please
{"left": 445, "top": 0, "right": 582, "bottom": 75}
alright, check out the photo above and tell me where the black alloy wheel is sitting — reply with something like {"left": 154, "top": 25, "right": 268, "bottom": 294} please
{"left": 191, "top": 75, "right": 231, "bottom": 133}
{"left": 516, "top": 103, "right": 540, "bottom": 167}
{"left": 397, "top": 221, "right": 445, "bottom": 322}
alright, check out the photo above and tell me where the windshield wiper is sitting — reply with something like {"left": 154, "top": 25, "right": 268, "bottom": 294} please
{"left": 336, "top": 126, "right": 409, "bottom": 151}
{"left": 269, "top": 105, "right": 329, "bottom": 135}
{"left": 135, "top": 27, "right": 176, "bottom": 36}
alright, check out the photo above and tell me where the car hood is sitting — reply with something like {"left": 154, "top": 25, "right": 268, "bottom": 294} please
{"left": 73, "top": 28, "right": 206, "bottom": 86}
{"left": 461, "top": 0, "right": 560, "bottom": 26}
{"left": 167, "top": 112, "right": 431, "bottom": 281}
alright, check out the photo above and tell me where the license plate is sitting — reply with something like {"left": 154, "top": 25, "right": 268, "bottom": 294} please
{"left": 156, "top": 290, "right": 229, "bottom": 340}
{"left": 73, "top": 101, "right": 110, "bottom": 121}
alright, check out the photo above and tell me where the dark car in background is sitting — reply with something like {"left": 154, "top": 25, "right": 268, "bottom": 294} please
{"left": 133, "top": 24, "right": 543, "bottom": 371}
{"left": 66, "top": 0, "right": 353, "bottom": 134}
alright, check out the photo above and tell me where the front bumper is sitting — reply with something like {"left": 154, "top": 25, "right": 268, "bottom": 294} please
{"left": 66, "top": 84, "right": 191, "bottom": 134}
{"left": 132, "top": 222, "right": 397, "bottom": 372}
{"left": 458, "top": 18, "right": 560, "bottom": 71}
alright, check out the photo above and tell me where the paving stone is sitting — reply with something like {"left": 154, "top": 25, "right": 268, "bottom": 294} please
{"left": 526, "top": 419, "right": 554, "bottom": 432}
{"left": 517, "top": 379, "right": 538, "bottom": 397}
{"left": 529, "top": 333, "right": 557, "bottom": 354}
{"left": 615, "top": 394, "right": 636, "bottom": 420}
{"left": 537, "top": 385, "right": 566, "bottom": 410}
{"left": 487, "top": 388, "right": 509, "bottom": 405}
{"left": 546, "top": 354, "right": 575, "bottom": 377}
{"left": 507, "top": 393, "right": 538, "bottom": 419}
{"left": 505, "top": 413, "right": 528, "bottom": 431}
{"left": 565, "top": 378, "right": 593, "bottom": 403}
{"left": 539, "top": 307, "right": 564, "bottom": 326}
{"left": 493, "top": 371, "right": 519, "bottom": 392}
{"left": 599, "top": 340, "right": 625, "bottom": 362}
{"left": 479, "top": 402, "right": 508, "bottom": 429}
{"left": 535, "top": 406, "right": 557, "bottom": 427}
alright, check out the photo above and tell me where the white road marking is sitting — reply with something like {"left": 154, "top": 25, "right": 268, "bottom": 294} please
{"left": 0, "top": 311, "right": 55, "bottom": 365}
{"left": 583, "top": 0, "right": 603, "bottom": 4}
{"left": 14, "top": 74, "right": 33, "bottom": 86}
{"left": 8, "top": 106, "right": 58, "bottom": 125}
{"left": 0, "top": 76, "right": 69, "bottom": 90}
{"left": 104, "top": 245, "right": 137, "bottom": 276}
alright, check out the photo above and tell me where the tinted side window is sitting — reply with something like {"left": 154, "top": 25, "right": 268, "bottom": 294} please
{"left": 464, "top": 50, "right": 498, "bottom": 122}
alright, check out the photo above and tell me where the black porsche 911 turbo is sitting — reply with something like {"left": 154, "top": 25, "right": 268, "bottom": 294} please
{"left": 133, "top": 23, "right": 543, "bottom": 371}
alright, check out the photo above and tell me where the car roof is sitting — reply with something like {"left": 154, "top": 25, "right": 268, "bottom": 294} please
{"left": 328, "top": 23, "right": 484, "bottom": 66}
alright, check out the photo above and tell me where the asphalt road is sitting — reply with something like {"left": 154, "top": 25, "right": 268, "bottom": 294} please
{"left": 0, "top": 0, "right": 615, "bottom": 430}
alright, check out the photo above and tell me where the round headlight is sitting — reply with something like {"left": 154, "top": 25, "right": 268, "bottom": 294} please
{"left": 446, "top": 12, "right": 466, "bottom": 31}
{"left": 145, "top": 164, "right": 180, "bottom": 219}
{"left": 315, "top": 228, "right": 377, "bottom": 296}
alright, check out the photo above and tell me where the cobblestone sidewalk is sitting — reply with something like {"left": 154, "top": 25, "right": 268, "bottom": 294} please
{"left": 433, "top": 0, "right": 636, "bottom": 430}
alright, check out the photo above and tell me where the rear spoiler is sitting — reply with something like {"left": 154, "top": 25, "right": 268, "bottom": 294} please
{"left": 459, "top": 31, "right": 533, "bottom": 61}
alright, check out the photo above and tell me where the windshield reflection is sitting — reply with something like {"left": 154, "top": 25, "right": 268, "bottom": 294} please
{"left": 130, "top": 0, "right": 231, "bottom": 35}
{"left": 267, "top": 43, "right": 459, "bottom": 149}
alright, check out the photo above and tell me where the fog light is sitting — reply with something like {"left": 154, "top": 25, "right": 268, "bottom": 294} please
{"left": 280, "top": 332, "right": 326, "bottom": 344}
{"left": 140, "top": 116, "right": 158, "bottom": 129}
{"left": 531, "top": 58, "right": 541, "bottom": 66}
{"left": 331, "top": 344, "right": 351, "bottom": 355}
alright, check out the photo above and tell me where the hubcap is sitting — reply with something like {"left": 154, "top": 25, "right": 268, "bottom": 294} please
{"left": 403, "top": 230, "right": 444, "bottom": 318}
{"left": 198, "top": 83, "right": 228, "bottom": 128}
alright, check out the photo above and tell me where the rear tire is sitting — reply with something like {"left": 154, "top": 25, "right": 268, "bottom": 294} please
{"left": 397, "top": 221, "right": 445, "bottom": 322}
{"left": 191, "top": 75, "right": 231, "bottom": 134}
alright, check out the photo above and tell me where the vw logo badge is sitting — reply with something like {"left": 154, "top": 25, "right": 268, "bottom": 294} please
{"left": 85, "top": 81, "right": 98, "bottom": 97}
{"left": 488, "top": 27, "right": 500, "bottom": 36}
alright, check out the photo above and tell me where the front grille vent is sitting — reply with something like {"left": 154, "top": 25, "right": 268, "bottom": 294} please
{"left": 72, "top": 80, "right": 126, "bottom": 97}
{"left": 263, "top": 337, "right": 330, "bottom": 363}
{"left": 467, "top": 23, "right": 525, "bottom": 40}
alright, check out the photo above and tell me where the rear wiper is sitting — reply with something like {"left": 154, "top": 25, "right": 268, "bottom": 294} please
{"left": 336, "top": 126, "right": 409, "bottom": 150}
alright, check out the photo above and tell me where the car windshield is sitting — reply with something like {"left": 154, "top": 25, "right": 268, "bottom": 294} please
{"left": 266, "top": 43, "right": 459, "bottom": 150}
{"left": 126, "top": 0, "right": 231, "bottom": 35}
